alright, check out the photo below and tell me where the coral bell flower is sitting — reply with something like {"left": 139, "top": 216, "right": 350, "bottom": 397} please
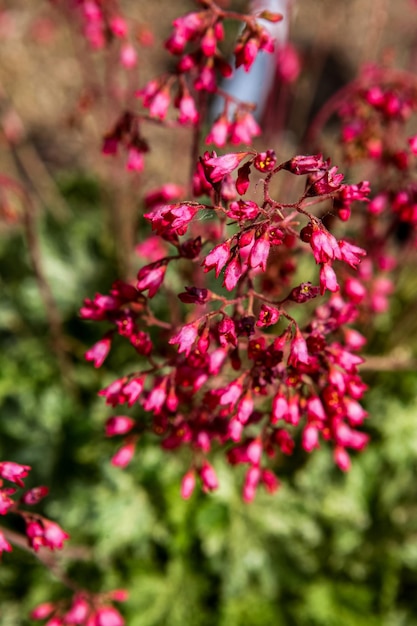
{"left": 0, "top": 461, "right": 31, "bottom": 487}
{"left": 230, "top": 112, "right": 261, "bottom": 145}
{"left": 181, "top": 471, "right": 196, "bottom": 499}
{"left": 310, "top": 223, "right": 341, "bottom": 264}
{"left": 169, "top": 322, "right": 199, "bottom": 356}
{"left": 136, "top": 261, "right": 167, "bottom": 298}
{"left": 204, "top": 152, "right": 250, "bottom": 183}
{"left": 200, "top": 462, "right": 218, "bottom": 492}
{"left": 111, "top": 440, "right": 136, "bottom": 468}
{"left": 249, "top": 232, "right": 270, "bottom": 271}
{"left": 177, "top": 94, "right": 199, "bottom": 125}
{"left": 105, "top": 416, "right": 135, "bottom": 437}
{"left": 288, "top": 329, "right": 310, "bottom": 366}
{"left": 256, "top": 304, "right": 280, "bottom": 328}
{"left": 94, "top": 606, "right": 124, "bottom": 626}
{"left": 203, "top": 242, "right": 230, "bottom": 277}
{"left": 319, "top": 263, "right": 339, "bottom": 294}
{"left": 223, "top": 256, "right": 244, "bottom": 291}
{"left": 85, "top": 334, "right": 112, "bottom": 368}
{"left": 42, "top": 521, "right": 70, "bottom": 550}
{"left": 206, "top": 115, "right": 230, "bottom": 147}
{"left": 339, "top": 240, "right": 366, "bottom": 268}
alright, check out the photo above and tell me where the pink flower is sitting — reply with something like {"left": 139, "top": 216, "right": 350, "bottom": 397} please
{"left": 319, "top": 263, "right": 339, "bottom": 294}
{"left": 236, "top": 160, "right": 252, "bottom": 195}
{"left": 201, "top": 28, "right": 217, "bottom": 56}
{"left": 334, "top": 446, "right": 351, "bottom": 472}
{"left": 181, "top": 471, "right": 196, "bottom": 499}
{"left": 220, "top": 381, "right": 243, "bottom": 406}
{"left": 109, "top": 16, "right": 128, "bottom": 38}
{"left": 243, "top": 466, "right": 261, "bottom": 502}
{"left": 237, "top": 391, "right": 253, "bottom": 424}
{"left": 136, "top": 262, "right": 167, "bottom": 298}
{"left": 200, "top": 462, "right": 218, "bottom": 492}
{"left": 111, "top": 440, "right": 136, "bottom": 468}
{"left": 235, "top": 38, "right": 259, "bottom": 71}
{"left": 302, "top": 425, "right": 319, "bottom": 452}
{"left": 249, "top": 232, "right": 270, "bottom": 271}
{"left": 227, "top": 199, "right": 259, "bottom": 221}
{"left": 271, "top": 393, "right": 288, "bottom": 423}
{"left": 123, "top": 377, "right": 146, "bottom": 406}
{"left": 223, "top": 256, "right": 244, "bottom": 291}
{"left": 22, "top": 486, "right": 49, "bottom": 505}
{"left": 126, "top": 148, "right": 144, "bottom": 172}
{"left": 286, "top": 395, "right": 300, "bottom": 425}
{"left": 261, "top": 470, "right": 280, "bottom": 494}
{"left": 343, "top": 328, "right": 367, "bottom": 351}
{"left": 339, "top": 240, "right": 366, "bottom": 268}
{"left": 310, "top": 224, "right": 341, "bottom": 264}
{"left": 229, "top": 112, "right": 261, "bottom": 145}
{"left": 204, "top": 152, "right": 250, "bottom": 183}
{"left": 253, "top": 150, "right": 277, "bottom": 172}
{"left": 30, "top": 602, "right": 55, "bottom": 620}
{"left": 284, "top": 154, "right": 326, "bottom": 175}
{"left": 105, "top": 416, "right": 135, "bottom": 437}
{"left": 63, "top": 595, "right": 89, "bottom": 623}
{"left": 344, "top": 278, "right": 366, "bottom": 303}
{"left": 276, "top": 43, "right": 301, "bottom": 83}
{"left": 203, "top": 242, "right": 230, "bottom": 277}
{"left": 149, "top": 89, "right": 171, "bottom": 120}
{"left": 194, "top": 64, "right": 217, "bottom": 91}
{"left": 85, "top": 335, "right": 112, "bottom": 368}
{"left": 246, "top": 439, "right": 262, "bottom": 465}
{"left": 26, "top": 519, "right": 69, "bottom": 551}
{"left": 94, "top": 606, "right": 124, "bottom": 626}
{"left": 306, "top": 396, "right": 326, "bottom": 421}
{"left": 256, "top": 304, "right": 280, "bottom": 328}
{"left": 120, "top": 43, "right": 137, "bottom": 69}
{"left": 177, "top": 94, "right": 199, "bottom": 125}
{"left": 345, "top": 399, "right": 368, "bottom": 425}
{"left": 42, "top": 521, "right": 70, "bottom": 550}
{"left": 288, "top": 329, "right": 310, "bottom": 366}
{"left": 206, "top": 115, "right": 230, "bottom": 147}
{"left": 0, "top": 461, "right": 31, "bottom": 487}
{"left": 169, "top": 323, "right": 199, "bottom": 356}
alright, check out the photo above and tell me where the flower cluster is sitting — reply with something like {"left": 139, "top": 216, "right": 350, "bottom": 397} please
{"left": 31, "top": 589, "right": 127, "bottom": 626}
{"left": 54, "top": 0, "right": 139, "bottom": 67}
{"left": 0, "top": 461, "right": 69, "bottom": 556}
{"left": 315, "top": 66, "right": 417, "bottom": 316}
{"left": 82, "top": 148, "right": 370, "bottom": 501}
{"left": 135, "top": 1, "right": 279, "bottom": 139}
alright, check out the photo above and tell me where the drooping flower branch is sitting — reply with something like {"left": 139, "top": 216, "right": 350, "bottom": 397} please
{"left": 82, "top": 147, "right": 370, "bottom": 500}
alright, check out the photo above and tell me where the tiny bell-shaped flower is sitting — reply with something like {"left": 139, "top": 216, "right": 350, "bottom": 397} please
{"left": 0, "top": 461, "right": 31, "bottom": 487}
{"left": 203, "top": 242, "right": 230, "bottom": 277}
{"left": 136, "top": 261, "right": 168, "bottom": 298}
{"left": 181, "top": 471, "right": 196, "bottom": 499}
{"left": 204, "top": 152, "right": 250, "bottom": 183}
{"left": 105, "top": 416, "right": 135, "bottom": 437}
{"left": 223, "top": 255, "right": 244, "bottom": 291}
{"left": 199, "top": 462, "right": 218, "bottom": 492}
{"left": 85, "top": 334, "right": 112, "bottom": 368}
{"left": 94, "top": 605, "right": 124, "bottom": 626}
{"left": 111, "top": 439, "right": 136, "bottom": 468}
{"left": 169, "top": 322, "right": 199, "bottom": 356}
{"left": 249, "top": 232, "right": 270, "bottom": 271}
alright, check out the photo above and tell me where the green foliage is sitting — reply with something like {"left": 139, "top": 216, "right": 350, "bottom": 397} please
{"left": 1, "top": 173, "right": 417, "bottom": 625}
